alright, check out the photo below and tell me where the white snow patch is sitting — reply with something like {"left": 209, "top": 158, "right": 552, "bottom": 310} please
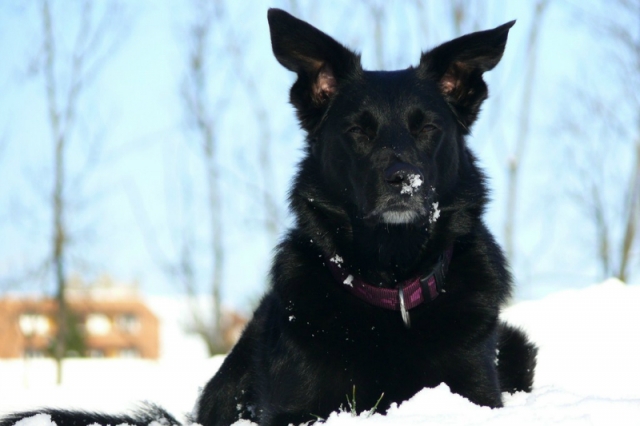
{"left": 429, "top": 202, "right": 440, "bottom": 224}
{"left": 329, "top": 254, "right": 344, "bottom": 267}
{"left": 343, "top": 275, "right": 354, "bottom": 287}
{"left": 289, "top": 315, "right": 296, "bottom": 322}
{"left": 400, "top": 174, "right": 423, "bottom": 195}
{"left": 320, "top": 383, "right": 640, "bottom": 426}
{"left": 12, "top": 414, "right": 56, "bottom": 426}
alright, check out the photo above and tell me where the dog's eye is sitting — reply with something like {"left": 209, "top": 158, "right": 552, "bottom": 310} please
{"left": 421, "top": 124, "right": 439, "bottom": 133}
{"left": 348, "top": 126, "right": 369, "bottom": 140}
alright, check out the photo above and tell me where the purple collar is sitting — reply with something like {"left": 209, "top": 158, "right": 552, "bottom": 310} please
{"left": 325, "top": 247, "right": 453, "bottom": 328}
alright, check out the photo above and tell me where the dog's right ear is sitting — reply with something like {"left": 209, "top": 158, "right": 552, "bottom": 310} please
{"left": 268, "top": 8, "right": 361, "bottom": 130}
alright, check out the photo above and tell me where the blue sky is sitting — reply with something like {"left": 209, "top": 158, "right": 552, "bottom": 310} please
{"left": 0, "top": 1, "right": 636, "bottom": 310}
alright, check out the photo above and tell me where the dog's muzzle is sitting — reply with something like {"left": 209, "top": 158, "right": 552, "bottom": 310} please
{"left": 363, "top": 162, "right": 426, "bottom": 224}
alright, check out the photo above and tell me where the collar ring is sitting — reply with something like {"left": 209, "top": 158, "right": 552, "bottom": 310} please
{"left": 398, "top": 287, "right": 411, "bottom": 328}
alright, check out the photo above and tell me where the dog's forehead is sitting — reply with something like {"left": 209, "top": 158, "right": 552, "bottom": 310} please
{"left": 342, "top": 69, "right": 447, "bottom": 116}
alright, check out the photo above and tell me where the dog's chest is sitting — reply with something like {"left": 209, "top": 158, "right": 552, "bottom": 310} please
{"left": 286, "top": 305, "right": 443, "bottom": 371}
{"left": 281, "top": 315, "right": 446, "bottom": 415}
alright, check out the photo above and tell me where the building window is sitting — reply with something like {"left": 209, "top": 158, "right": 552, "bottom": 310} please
{"left": 119, "top": 348, "right": 140, "bottom": 358}
{"left": 23, "top": 348, "right": 45, "bottom": 358}
{"left": 88, "top": 349, "right": 105, "bottom": 358}
{"left": 19, "top": 314, "right": 50, "bottom": 336}
{"left": 85, "top": 313, "right": 111, "bottom": 335}
{"left": 116, "top": 313, "right": 140, "bottom": 334}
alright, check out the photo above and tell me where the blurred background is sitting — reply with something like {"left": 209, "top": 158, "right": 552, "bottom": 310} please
{"left": 0, "top": 0, "right": 638, "bottom": 379}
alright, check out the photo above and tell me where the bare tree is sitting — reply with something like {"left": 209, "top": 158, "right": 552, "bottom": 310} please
{"left": 34, "top": 0, "right": 124, "bottom": 383}
{"left": 363, "top": 0, "right": 386, "bottom": 69}
{"left": 448, "top": 0, "right": 487, "bottom": 35}
{"left": 225, "top": 29, "right": 283, "bottom": 243}
{"left": 503, "top": 0, "right": 550, "bottom": 264}
{"left": 179, "top": 0, "right": 229, "bottom": 355}
{"left": 128, "top": 1, "right": 284, "bottom": 355}
{"left": 0, "top": 132, "right": 6, "bottom": 160}
{"left": 561, "top": 0, "right": 640, "bottom": 282}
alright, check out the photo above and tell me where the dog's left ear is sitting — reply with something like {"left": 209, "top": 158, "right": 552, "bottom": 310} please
{"left": 268, "top": 8, "right": 361, "bottom": 130}
{"left": 419, "top": 21, "right": 515, "bottom": 132}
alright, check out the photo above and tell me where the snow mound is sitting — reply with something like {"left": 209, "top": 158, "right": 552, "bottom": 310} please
{"left": 12, "top": 415, "right": 56, "bottom": 426}
{"left": 502, "top": 278, "right": 640, "bottom": 400}
{"left": 313, "top": 384, "right": 640, "bottom": 426}
{"left": 2, "top": 280, "right": 640, "bottom": 426}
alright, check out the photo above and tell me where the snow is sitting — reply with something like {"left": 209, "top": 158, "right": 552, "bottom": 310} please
{"left": 330, "top": 255, "right": 344, "bottom": 267}
{"left": 400, "top": 174, "right": 423, "bottom": 195}
{"left": 429, "top": 202, "right": 440, "bottom": 224}
{"left": 2, "top": 280, "right": 640, "bottom": 426}
{"left": 12, "top": 415, "right": 55, "bottom": 426}
{"left": 343, "top": 275, "right": 354, "bottom": 287}
{"left": 317, "top": 384, "right": 640, "bottom": 425}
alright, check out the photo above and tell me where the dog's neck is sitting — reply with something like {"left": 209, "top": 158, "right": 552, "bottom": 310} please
{"left": 291, "top": 174, "right": 445, "bottom": 287}
{"left": 349, "top": 222, "right": 436, "bottom": 286}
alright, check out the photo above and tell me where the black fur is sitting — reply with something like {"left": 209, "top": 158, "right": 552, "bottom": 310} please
{"left": 1, "top": 9, "right": 537, "bottom": 426}
{"left": 497, "top": 324, "right": 538, "bottom": 393}
{"left": 0, "top": 405, "right": 177, "bottom": 426}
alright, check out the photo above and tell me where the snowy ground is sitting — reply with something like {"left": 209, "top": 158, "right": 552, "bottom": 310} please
{"left": 1, "top": 279, "right": 639, "bottom": 425}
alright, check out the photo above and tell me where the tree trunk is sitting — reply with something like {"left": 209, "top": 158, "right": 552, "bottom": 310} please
{"left": 617, "top": 139, "right": 640, "bottom": 282}
{"left": 503, "top": 0, "right": 548, "bottom": 265}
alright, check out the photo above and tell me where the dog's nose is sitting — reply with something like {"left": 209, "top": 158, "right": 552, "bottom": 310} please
{"left": 384, "top": 163, "right": 424, "bottom": 188}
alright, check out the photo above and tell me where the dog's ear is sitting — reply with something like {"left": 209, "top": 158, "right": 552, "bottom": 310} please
{"left": 268, "top": 8, "right": 361, "bottom": 130}
{"left": 419, "top": 21, "right": 515, "bottom": 132}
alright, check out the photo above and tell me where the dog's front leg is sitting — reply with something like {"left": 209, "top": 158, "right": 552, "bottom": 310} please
{"left": 195, "top": 305, "right": 268, "bottom": 426}
{"left": 256, "top": 341, "right": 325, "bottom": 426}
{"left": 444, "top": 351, "right": 503, "bottom": 408}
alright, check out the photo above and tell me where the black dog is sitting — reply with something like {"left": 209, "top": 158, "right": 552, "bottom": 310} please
{"left": 1, "top": 9, "right": 537, "bottom": 426}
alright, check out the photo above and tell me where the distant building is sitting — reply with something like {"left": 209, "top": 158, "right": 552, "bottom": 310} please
{"left": 0, "top": 275, "right": 159, "bottom": 359}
